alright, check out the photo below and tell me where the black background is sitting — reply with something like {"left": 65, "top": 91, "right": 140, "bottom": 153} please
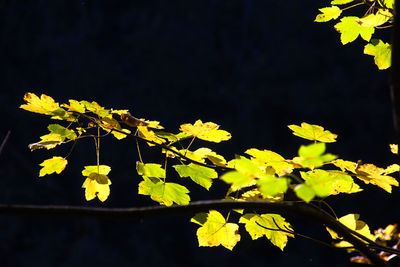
{"left": 0, "top": 0, "right": 399, "bottom": 266}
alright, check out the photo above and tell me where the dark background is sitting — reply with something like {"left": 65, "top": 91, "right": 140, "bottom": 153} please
{"left": 0, "top": 0, "right": 398, "bottom": 266}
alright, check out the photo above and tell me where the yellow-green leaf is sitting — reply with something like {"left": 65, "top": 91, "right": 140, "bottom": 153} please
{"left": 20, "top": 93, "right": 60, "bottom": 115}
{"left": 39, "top": 156, "right": 68, "bottom": 177}
{"left": 28, "top": 133, "right": 63, "bottom": 151}
{"left": 245, "top": 148, "right": 294, "bottom": 176}
{"left": 334, "top": 16, "right": 375, "bottom": 44}
{"left": 382, "top": 0, "right": 394, "bottom": 9}
{"left": 315, "top": 6, "right": 342, "bottom": 22}
{"left": 174, "top": 163, "right": 217, "bottom": 190}
{"left": 136, "top": 162, "right": 166, "bottom": 179}
{"left": 288, "top": 123, "right": 338, "bottom": 143}
{"left": 48, "top": 124, "right": 77, "bottom": 140}
{"left": 192, "top": 210, "right": 240, "bottom": 250}
{"left": 61, "top": 99, "right": 86, "bottom": 113}
{"left": 364, "top": 39, "right": 391, "bottom": 70}
{"left": 292, "top": 143, "right": 337, "bottom": 169}
{"left": 257, "top": 175, "right": 290, "bottom": 197}
{"left": 138, "top": 126, "right": 165, "bottom": 146}
{"left": 138, "top": 177, "right": 190, "bottom": 206}
{"left": 239, "top": 213, "right": 293, "bottom": 251}
{"left": 179, "top": 120, "right": 231, "bottom": 143}
{"left": 357, "top": 9, "right": 392, "bottom": 27}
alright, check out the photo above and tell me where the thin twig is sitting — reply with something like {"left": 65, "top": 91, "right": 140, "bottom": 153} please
{"left": 0, "top": 130, "right": 11, "bottom": 156}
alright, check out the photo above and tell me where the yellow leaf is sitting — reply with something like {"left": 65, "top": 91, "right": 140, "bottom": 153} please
{"left": 375, "top": 224, "right": 398, "bottom": 241}
{"left": 288, "top": 123, "right": 337, "bottom": 143}
{"left": 245, "top": 148, "right": 294, "bottom": 176}
{"left": 327, "top": 214, "right": 376, "bottom": 243}
{"left": 315, "top": 6, "right": 342, "bottom": 22}
{"left": 138, "top": 126, "right": 165, "bottom": 146}
{"left": 61, "top": 99, "right": 85, "bottom": 113}
{"left": 28, "top": 133, "right": 63, "bottom": 151}
{"left": 179, "top": 120, "right": 231, "bottom": 143}
{"left": 20, "top": 93, "right": 60, "bottom": 115}
{"left": 82, "top": 175, "right": 111, "bottom": 202}
{"left": 193, "top": 210, "right": 240, "bottom": 250}
{"left": 355, "top": 164, "right": 399, "bottom": 192}
{"left": 39, "top": 156, "right": 68, "bottom": 177}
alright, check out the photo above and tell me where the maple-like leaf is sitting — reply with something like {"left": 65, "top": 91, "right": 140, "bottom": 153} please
{"left": 357, "top": 10, "right": 392, "bottom": 28}
{"left": 334, "top": 16, "right": 375, "bottom": 44}
{"left": 315, "top": 6, "right": 342, "bottom": 22}
{"left": 61, "top": 99, "right": 86, "bottom": 113}
{"left": 179, "top": 120, "right": 231, "bottom": 143}
{"left": 221, "top": 156, "right": 263, "bottom": 191}
{"left": 39, "top": 156, "right": 68, "bottom": 177}
{"left": 382, "top": 0, "right": 394, "bottom": 9}
{"left": 20, "top": 93, "right": 60, "bottom": 115}
{"left": 191, "top": 210, "right": 240, "bottom": 250}
{"left": 355, "top": 164, "right": 398, "bottom": 193}
{"left": 256, "top": 175, "right": 290, "bottom": 198}
{"left": 138, "top": 177, "right": 190, "bottom": 206}
{"left": 138, "top": 126, "right": 165, "bottom": 146}
{"left": 80, "top": 100, "right": 111, "bottom": 118}
{"left": 81, "top": 165, "right": 112, "bottom": 202}
{"left": 48, "top": 124, "right": 77, "bottom": 140}
{"left": 327, "top": 214, "right": 376, "bottom": 247}
{"left": 288, "top": 123, "right": 337, "bottom": 143}
{"left": 294, "top": 169, "right": 360, "bottom": 202}
{"left": 239, "top": 213, "right": 293, "bottom": 251}
{"left": 364, "top": 39, "right": 391, "bottom": 70}
{"left": 245, "top": 148, "right": 294, "bottom": 176}
{"left": 174, "top": 163, "right": 217, "bottom": 190}
{"left": 292, "top": 143, "right": 337, "bottom": 169}
{"left": 136, "top": 162, "right": 166, "bottom": 179}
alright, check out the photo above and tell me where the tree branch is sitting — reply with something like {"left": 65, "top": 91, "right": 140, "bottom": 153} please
{"left": 0, "top": 200, "right": 390, "bottom": 266}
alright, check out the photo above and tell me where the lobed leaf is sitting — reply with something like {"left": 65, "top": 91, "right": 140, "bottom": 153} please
{"left": 192, "top": 210, "right": 240, "bottom": 250}
{"left": 364, "top": 39, "right": 391, "bottom": 70}
{"left": 239, "top": 213, "right": 293, "bottom": 251}
{"left": 245, "top": 148, "right": 294, "bottom": 176}
{"left": 292, "top": 143, "right": 337, "bottom": 169}
{"left": 315, "top": 6, "right": 342, "bottom": 22}
{"left": 334, "top": 16, "right": 375, "bottom": 45}
{"left": 174, "top": 163, "right": 217, "bottom": 190}
{"left": 39, "top": 156, "right": 68, "bottom": 177}
{"left": 20, "top": 93, "right": 60, "bottom": 115}
{"left": 136, "top": 162, "right": 166, "bottom": 179}
{"left": 288, "top": 123, "right": 337, "bottom": 143}
{"left": 138, "top": 177, "right": 190, "bottom": 206}
{"left": 179, "top": 120, "right": 231, "bottom": 143}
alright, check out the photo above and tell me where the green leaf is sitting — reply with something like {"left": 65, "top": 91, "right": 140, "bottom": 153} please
{"left": 48, "top": 124, "right": 77, "bottom": 140}
{"left": 288, "top": 123, "right": 337, "bottom": 143}
{"left": 239, "top": 213, "right": 293, "bottom": 251}
{"left": 257, "top": 175, "right": 290, "bottom": 197}
{"left": 331, "top": 0, "right": 355, "bottom": 4}
{"left": 136, "top": 162, "right": 166, "bottom": 179}
{"left": 334, "top": 16, "right": 375, "bottom": 44}
{"left": 192, "top": 210, "right": 240, "bottom": 250}
{"left": 221, "top": 171, "right": 256, "bottom": 191}
{"left": 293, "top": 143, "right": 337, "bottom": 169}
{"left": 315, "top": 6, "right": 342, "bottom": 22}
{"left": 138, "top": 177, "right": 190, "bottom": 206}
{"left": 294, "top": 184, "right": 316, "bottom": 202}
{"left": 39, "top": 156, "right": 68, "bottom": 177}
{"left": 174, "top": 163, "right": 217, "bottom": 190}
{"left": 364, "top": 39, "right": 391, "bottom": 70}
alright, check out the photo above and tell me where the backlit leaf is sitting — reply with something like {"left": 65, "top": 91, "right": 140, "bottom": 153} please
{"left": 61, "top": 99, "right": 85, "bottom": 113}
{"left": 355, "top": 164, "right": 398, "bottom": 192}
{"left": 382, "top": 0, "right": 394, "bottom": 9}
{"left": 82, "top": 165, "right": 111, "bottom": 176}
{"left": 138, "top": 177, "right": 190, "bottom": 206}
{"left": 245, "top": 148, "right": 294, "bottom": 176}
{"left": 221, "top": 171, "right": 256, "bottom": 191}
{"left": 334, "top": 16, "right": 375, "bottom": 44}
{"left": 82, "top": 173, "right": 111, "bottom": 202}
{"left": 136, "top": 162, "right": 166, "bottom": 179}
{"left": 288, "top": 123, "right": 337, "bottom": 143}
{"left": 364, "top": 39, "right": 391, "bottom": 70}
{"left": 39, "top": 156, "right": 68, "bottom": 177}
{"left": 257, "top": 175, "right": 290, "bottom": 197}
{"left": 357, "top": 10, "right": 392, "bottom": 27}
{"left": 174, "top": 163, "right": 217, "bottom": 190}
{"left": 28, "top": 133, "right": 63, "bottom": 151}
{"left": 327, "top": 214, "right": 376, "bottom": 246}
{"left": 138, "top": 126, "right": 165, "bottom": 146}
{"left": 315, "top": 6, "right": 342, "bottom": 22}
{"left": 239, "top": 213, "right": 293, "bottom": 251}
{"left": 80, "top": 100, "right": 111, "bottom": 118}
{"left": 292, "top": 143, "right": 337, "bottom": 169}
{"left": 20, "top": 93, "right": 60, "bottom": 115}
{"left": 48, "top": 124, "right": 77, "bottom": 140}
{"left": 179, "top": 120, "right": 231, "bottom": 143}
{"left": 192, "top": 210, "right": 240, "bottom": 250}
